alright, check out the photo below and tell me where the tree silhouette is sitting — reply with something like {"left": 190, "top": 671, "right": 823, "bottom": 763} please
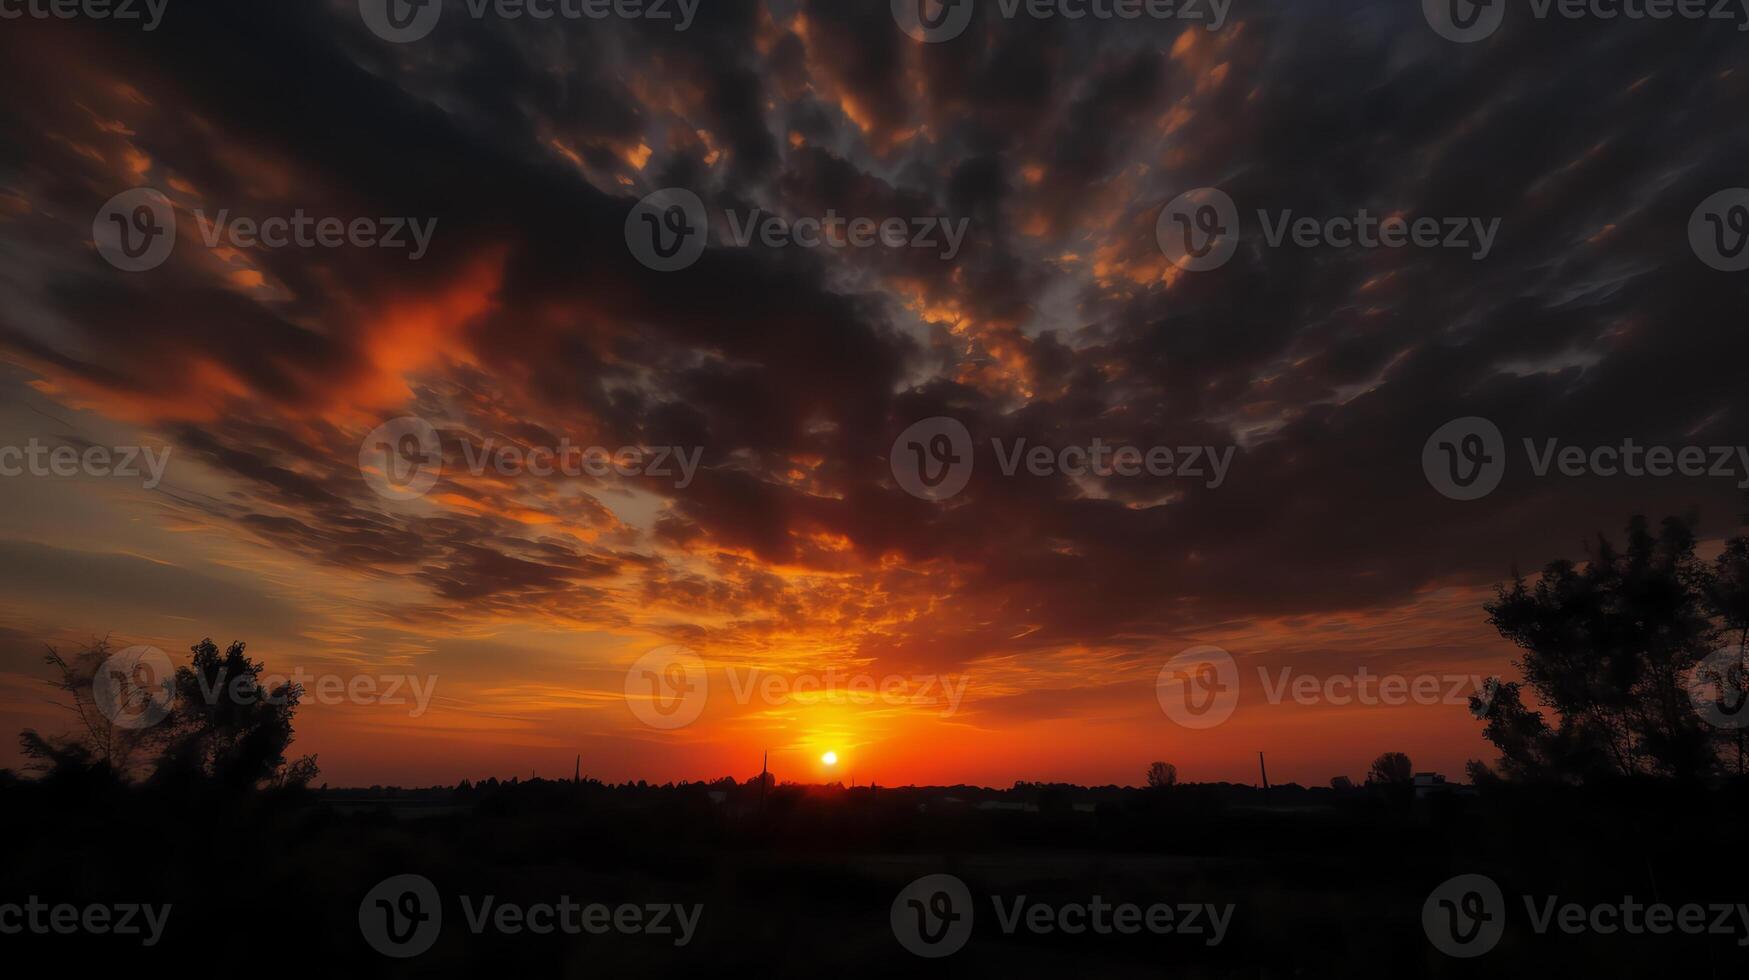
{"left": 1703, "top": 537, "right": 1749, "bottom": 774}
{"left": 1366, "top": 752, "right": 1412, "bottom": 786}
{"left": 1146, "top": 761, "right": 1178, "bottom": 788}
{"left": 1476, "top": 517, "right": 1720, "bottom": 781}
{"left": 151, "top": 639, "right": 318, "bottom": 794}
{"left": 19, "top": 636, "right": 317, "bottom": 793}
{"left": 19, "top": 639, "right": 165, "bottom": 778}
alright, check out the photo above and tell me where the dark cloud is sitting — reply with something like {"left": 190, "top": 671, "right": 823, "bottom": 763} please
{"left": 1, "top": 0, "right": 1747, "bottom": 682}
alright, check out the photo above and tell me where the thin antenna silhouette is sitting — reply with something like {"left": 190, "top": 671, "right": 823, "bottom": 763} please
{"left": 760, "top": 750, "right": 769, "bottom": 816}
{"left": 574, "top": 754, "right": 581, "bottom": 785}
{"left": 1258, "top": 751, "right": 1271, "bottom": 795}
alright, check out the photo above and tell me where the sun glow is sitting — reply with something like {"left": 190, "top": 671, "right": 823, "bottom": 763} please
{"left": 820, "top": 751, "right": 838, "bottom": 766}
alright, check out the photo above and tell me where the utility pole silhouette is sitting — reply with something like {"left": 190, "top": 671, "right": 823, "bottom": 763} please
{"left": 1258, "top": 751, "right": 1271, "bottom": 799}
{"left": 759, "top": 750, "right": 769, "bottom": 817}
{"left": 574, "top": 754, "right": 581, "bottom": 786}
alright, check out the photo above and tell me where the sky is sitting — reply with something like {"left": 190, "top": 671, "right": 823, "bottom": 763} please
{"left": 0, "top": 0, "right": 1747, "bottom": 789}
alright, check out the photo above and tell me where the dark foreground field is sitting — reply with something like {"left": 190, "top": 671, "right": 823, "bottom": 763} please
{"left": 4, "top": 773, "right": 1746, "bottom": 978}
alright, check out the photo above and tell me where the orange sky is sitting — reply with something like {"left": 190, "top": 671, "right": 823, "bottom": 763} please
{"left": 3, "top": 3, "right": 1745, "bottom": 790}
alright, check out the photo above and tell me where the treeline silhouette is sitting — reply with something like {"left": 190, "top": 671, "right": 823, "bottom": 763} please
{"left": 4, "top": 514, "right": 1747, "bottom": 977}
{"left": 1471, "top": 515, "right": 1749, "bottom": 782}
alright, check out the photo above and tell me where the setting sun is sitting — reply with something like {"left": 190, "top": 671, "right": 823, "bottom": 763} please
{"left": 821, "top": 751, "right": 838, "bottom": 766}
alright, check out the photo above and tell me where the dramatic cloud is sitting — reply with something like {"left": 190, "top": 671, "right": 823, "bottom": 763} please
{"left": 0, "top": 0, "right": 1745, "bottom": 785}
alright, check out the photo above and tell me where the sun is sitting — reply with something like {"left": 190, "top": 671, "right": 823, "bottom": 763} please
{"left": 820, "top": 751, "right": 838, "bottom": 766}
